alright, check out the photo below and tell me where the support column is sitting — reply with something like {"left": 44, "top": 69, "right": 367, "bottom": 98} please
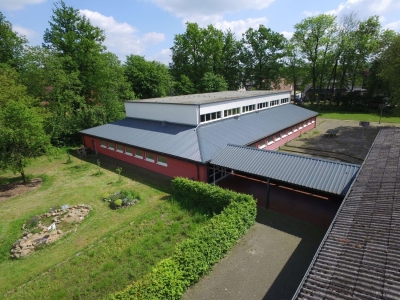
{"left": 266, "top": 178, "right": 270, "bottom": 209}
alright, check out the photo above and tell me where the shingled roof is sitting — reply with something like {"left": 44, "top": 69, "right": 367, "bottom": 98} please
{"left": 293, "top": 128, "right": 400, "bottom": 299}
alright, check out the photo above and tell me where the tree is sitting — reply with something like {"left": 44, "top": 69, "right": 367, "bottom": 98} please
{"left": 124, "top": 55, "right": 172, "bottom": 99}
{"left": 200, "top": 72, "right": 228, "bottom": 93}
{"left": 380, "top": 34, "right": 400, "bottom": 103}
{"left": 221, "top": 30, "right": 242, "bottom": 90}
{"left": 0, "top": 101, "right": 51, "bottom": 183}
{"left": 173, "top": 74, "right": 194, "bottom": 95}
{"left": 0, "top": 12, "right": 27, "bottom": 68}
{"left": 293, "top": 14, "right": 336, "bottom": 104}
{"left": 43, "top": 0, "right": 106, "bottom": 101}
{"left": 240, "top": 25, "right": 286, "bottom": 90}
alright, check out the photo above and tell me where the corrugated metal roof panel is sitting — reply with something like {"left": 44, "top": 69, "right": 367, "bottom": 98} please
{"left": 80, "top": 118, "right": 202, "bottom": 162}
{"left": 197, "top": 104, "right": 318, "bottom": 162}
{"left": 210, "top": 144, "right": 360, "bottom": 195}
{"left": 294, "top": 128, "right": 400, "bottom": 300}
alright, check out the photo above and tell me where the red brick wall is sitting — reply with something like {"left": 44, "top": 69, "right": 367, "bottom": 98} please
{"left": 250, "top": 117, "right": 317, "bottom": 150}
{"left": 83, "top": 135, "right": 207, "bottom": 181}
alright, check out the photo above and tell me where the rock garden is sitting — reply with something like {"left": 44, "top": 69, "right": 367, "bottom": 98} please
{"left": 10, "top": 204, "right": 92, "bottom": 259}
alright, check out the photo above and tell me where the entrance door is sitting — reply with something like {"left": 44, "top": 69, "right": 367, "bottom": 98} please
{"left": 92, "top": 140, "right": 97, "bottom": 154}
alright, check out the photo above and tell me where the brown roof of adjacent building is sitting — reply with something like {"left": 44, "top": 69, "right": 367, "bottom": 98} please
{"left": 293, "top": 128, "right": 400, "bottom": 299}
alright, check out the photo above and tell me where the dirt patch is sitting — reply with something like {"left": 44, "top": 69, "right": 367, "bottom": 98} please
{"left": 280, "top": 118, "right": 400, "bottom": 164}
{"left": 0, "top": 178, "right": 42, "bottom": 202}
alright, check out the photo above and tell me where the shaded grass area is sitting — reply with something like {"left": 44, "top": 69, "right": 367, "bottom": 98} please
{"left": 0, "top": 152, "right": 209, "bottom": 299}
{"left": 316, "top": 111, "right": 400, "bottom": 123}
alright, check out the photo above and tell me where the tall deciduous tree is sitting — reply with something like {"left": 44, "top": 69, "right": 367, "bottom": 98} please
{"left": 200, "top": 72, "right": 228, "bottom": 93}
{"left": 293, "top": 14, "right": 336, "bottom": 104}
{"left": 240, "top": 25, "right": 286, "bottom": 90}
{"left": 0, "top": 12, "right": 27, "bottom": 68}
{"left": 0, "top": 101, "right": 51, "bottom": 183}
{"left": 124, "top": 55, "right": 172, "bottom": 99}
{"left": 380, "top": 34, "right": 400, "bottom": 103}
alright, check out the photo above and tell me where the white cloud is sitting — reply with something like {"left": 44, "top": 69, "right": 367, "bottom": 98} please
{"left": 79, "top": 10, "right": 165, "bottom": 60}
{"left": 384, "top": 20, "right": 400, "bottom": 30}
{"left": 149, "top": 0, "right": 275, "bottom": 18}
{"left": 325, "top": 0, "right": 400, "bottom": 17}
{"left": 13, "top": 25, "right": 37, "bottom": 39}
{"left": 142, "top": 32, "right": 165, "bottom": 44}
{"left": 213, "top": 17, "right": 268, "bottom": 37}
{"left": 303, "top": 10, "right": 321, "bottom": 17}
{"left": 149, "top": 48, "right": 172, "bottom": 65}
{"left": 0, "top": 0, "right": 45, "bottom": 10}
{"left": 281, "top": 31, "right": 293, "bottom": 39}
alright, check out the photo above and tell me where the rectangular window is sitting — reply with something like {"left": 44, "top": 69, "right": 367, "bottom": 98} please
{"left": 259, "top": 140, "right": 266, "bottom": 149}
{"left": 100, "top": 140, "right": 106, "bottom": 148}
{"left": 224, "top": 107, "right": 240, "bottom": 117}
{"left": 268, "top": 136, "right": 274, "bottom": 145}
{"left": 281, "top": 130, "right": 287, "bottom": 138}
{"left": 308, "top": 119, "right": 312, "bottom": 125}
{"left": 242, "top": 104, "right": 255, "bottom": 113}
{"left": 135, "top": 149, "right": 143, "bottom": 159}
{"left": 257, "top": 102, "right": 268, "bottom": 109}
{"left": 312, "top": 117, "right": 315, "bottom": 123}
{"left": 275, "top": 134, "right": 281, "bottom": 141}
{"left": 270, "top": 100, "right": 279, "bottom": 107}
{"left": 125, "top": 147, "right": 132, "bottom": 156}
{"left": 304, "top": 121, "right": 307, "bottom": 127}
{"left": 145, "top": 152, "right": 155, "bottom": 162}
{"left": 281, "top": 98, "right": 289, "bottom": 104}
{"left": 108, "top": 142, "right": 115, "bottom": 150}
{"left": 299, "top": 123, "right": 303, "bottom": 129}
{"left": 157, "top": 155, "right": 168, "bottom": 167}
{"left": 288, "top": 127, "right": 293, "bottom": 135}
{"left": 293, "top": 126, "right": 298, "bottom": 132}
{"left": 200, "top": 111, "right": 222, "bottom": 123}
{"left": 116, "top": 144, "right": 123, "bottom": 153}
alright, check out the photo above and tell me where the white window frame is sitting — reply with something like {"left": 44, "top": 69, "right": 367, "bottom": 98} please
{"left": 135, "top": 149, "right": 143, "bottom": 159}
{"left": 312, "top": 117, "right": 315, "bottom": 123}
{"left": 100, "top": 140, "right": 106, "bottom": 148}
{"left": 108, "top": 142, "right": 115, "bottom": 150}
{"left": 145, "top": 152, "right": 155, "bottom": 163}
{"left": 157, "top": 155, "right": 168, "bottom": 167}
{"left": 294, "top": 126, "right": 298, "bottom": 132}
{"left": 299, "top": 123, "right": 303, "bottom": 129}
{"left": 275, "top": 134, "right": 281, "bottom": 142}
{"left": 288, "top": 127, "right": 293, "bottom": 135}
{"left": 259, "top": 140, "right": 266, "bottom": 149}
{"left": 125, "top": 147, "right": 132, "bottom": 156}
{"left": 116, "top": 144, "right": 123, "bottom": 153}
{"left": 267, "top": 136, "right": 274, "bottom": 145}
{"left": 281, "top": 130, "right": 287, "bottom": 138}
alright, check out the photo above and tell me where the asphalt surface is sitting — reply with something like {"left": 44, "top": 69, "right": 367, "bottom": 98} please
{"left": 183, "top": 209, "right": 326, "bottom": 300}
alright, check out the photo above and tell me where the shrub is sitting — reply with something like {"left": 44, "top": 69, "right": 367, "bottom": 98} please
{"left": 103, "top": 190, "right": 141, "bottom": 209}
{"left": 108, "top": 178, "right": 257, "bottom": 299}
{"left": 25, "top": 216, "right": 39, "bottom": 230}
{"left": 114, "top": 199, "right": 123, "bottom": 208}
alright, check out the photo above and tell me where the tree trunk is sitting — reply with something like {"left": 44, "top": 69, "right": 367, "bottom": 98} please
{"left": 21, "top": 171, "right": 27, "bottom": 184}
{"left": 330, "top": 59, "right": 338, "bottom": 106}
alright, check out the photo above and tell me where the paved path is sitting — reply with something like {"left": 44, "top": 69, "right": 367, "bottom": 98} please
{"left": 183, "top": 209, "right": 326, "bottom": 300}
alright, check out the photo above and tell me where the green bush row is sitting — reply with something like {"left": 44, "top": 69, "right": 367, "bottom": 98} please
{"left": 108, "top": 178, "right": 257, "bottom": 300}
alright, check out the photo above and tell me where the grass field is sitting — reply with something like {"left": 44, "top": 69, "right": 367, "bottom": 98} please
{"left": 0, "top": 152, "right": 210, "bottom": 299}
{"left": 317, "top": 111, "right": 400, "bottom": 123}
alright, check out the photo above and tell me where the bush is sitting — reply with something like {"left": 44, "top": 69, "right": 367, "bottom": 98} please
{"left": 108, "top": 178, "right": 257, "bottom": 299}
{"left": 25, "top": 216, "right": 39, "bottom": 230}
{"left": 103, "top": 190, "right": 141, "bottom": 210}
{"left": 113, "top": 199, "right": 123, "bottom": 208}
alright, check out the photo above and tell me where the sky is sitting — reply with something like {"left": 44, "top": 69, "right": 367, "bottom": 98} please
{"left": 1, "top": 0, "right": 399, "bottom": 65}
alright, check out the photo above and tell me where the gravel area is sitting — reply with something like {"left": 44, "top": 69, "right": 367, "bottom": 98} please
{"left": 183, "top": 209, "right": 326, "bottom": 300}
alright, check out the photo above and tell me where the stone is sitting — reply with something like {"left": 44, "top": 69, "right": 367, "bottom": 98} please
{"left": 14, "top": 253, "right": 20, "bottom": 259}
{"left": 57, "top": 230, "right": 63, "bottom": 234}
{"left": 20, "top": 249, "right": 30, "bottom": 257}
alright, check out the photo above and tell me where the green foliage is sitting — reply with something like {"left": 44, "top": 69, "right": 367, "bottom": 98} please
{"left": 380, "top": 34, "right": 400, "bottom": 103}
{"left": 25, "top": 216, "right": 39, "bottom": 230}
{"left": 113, "top": 199, "right": 123, "bottom": 207}
{"left": 0, "top": 101, "right": 51, "bottom": 183}
{"left": 124, "top": 55, "right": 172, "bottom": 99}
{"left": 103, "top": 190, "right": 141, "bottom": 209}
{"left": 116, "top": 167, "right": 122, "bottom": 181}
{"left": 240, "top": 25, "right": 286, "bottom": 90}
{"left": 108, "top": 178, "right": 256, "bottom": 299}
{"left": 200, "top": 72, "right": 228, "bottom": 93}
{"left": 173, "top": 74, "right": 194, "bottom": 95}
{"left": 0, "top": 12, "right": 27, "bottom": 68}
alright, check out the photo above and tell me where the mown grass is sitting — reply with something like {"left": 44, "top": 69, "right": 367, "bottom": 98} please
{"left": 0, "top": 153, "right": 210, "bottom": 299}
{"left": 317, "top": 111, "right": 400, "bottom": 124}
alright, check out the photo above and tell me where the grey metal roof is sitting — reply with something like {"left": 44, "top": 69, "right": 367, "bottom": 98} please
{"left": 80, "top": 104, "right": 317, "bottom": 164}
{"left": 211, "top": 145, "right": 360, "bottom": 195}
{"left": 294, "top": 128, "right": 400, "bottom": 299}
{"left": 197, "top": 104, "right": 318, "bottom": 162}
{"left": 80, "top": 118, "right": 202, "bottom": 162}
{"left": 128, "top": 90, "right": 289, "bottom": 105}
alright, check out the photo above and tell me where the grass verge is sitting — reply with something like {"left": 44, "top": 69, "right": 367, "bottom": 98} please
{"left": 0, "top": 152, "right": 209, "bottom": 299}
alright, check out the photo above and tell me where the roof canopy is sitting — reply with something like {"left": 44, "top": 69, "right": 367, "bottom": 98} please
{"left": 211, "top": 145, "right": 360, "bottom": 196}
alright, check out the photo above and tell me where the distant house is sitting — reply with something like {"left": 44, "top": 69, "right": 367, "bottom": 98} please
{"left": 303, "top": 84, "right": 367, "bottom": 101}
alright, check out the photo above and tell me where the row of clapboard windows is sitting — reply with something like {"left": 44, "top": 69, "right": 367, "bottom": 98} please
{"left": 100, "top": 141, "right": 168, "bottom": 166}
{"left": 200, "top": 98, "right": 290, "bottom": 123}
{"left": 257, "top": 117, "right": 316, "bottom": 148}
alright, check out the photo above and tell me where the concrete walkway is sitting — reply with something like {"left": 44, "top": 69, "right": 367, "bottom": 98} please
{"left": 183, "top": 209, "right": 326, "bottom": 300}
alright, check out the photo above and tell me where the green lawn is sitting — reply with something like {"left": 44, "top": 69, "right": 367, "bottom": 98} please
{"left": 317, "top": 111, "right": 400, "bottom": 124}
{"left": 0, "top": 153, "right": 210, "bottom": 299}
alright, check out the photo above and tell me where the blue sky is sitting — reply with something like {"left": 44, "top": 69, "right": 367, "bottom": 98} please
{"left": 1, "top": 0, "right": 399, "bottom": 64}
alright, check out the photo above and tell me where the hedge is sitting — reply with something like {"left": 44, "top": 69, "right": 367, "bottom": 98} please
{"left": 108, "top": 178, "right": 257, "bottom": 300}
